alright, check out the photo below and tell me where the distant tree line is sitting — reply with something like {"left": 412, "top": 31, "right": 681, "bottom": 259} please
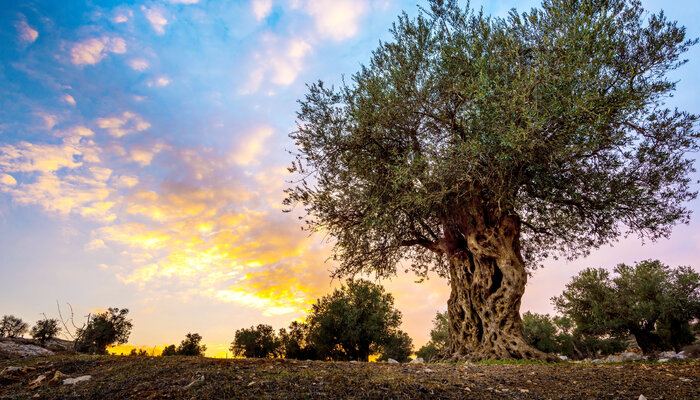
{"left": 230, "top": 280, "right": 413, "bottom": 362}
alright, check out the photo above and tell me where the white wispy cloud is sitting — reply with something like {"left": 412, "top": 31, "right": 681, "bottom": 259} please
{"left": 142, "top": 6, "right": 168, "bottom": 35}
{"left": 252, "top": 0, "right": 273, "bottom": 20}
{"left": 297, "top": 0, "right": 369, "bottom": 41}
{"left": 70, "top": 37, "right": 126, "bottom": 65}
{"left": 128, "top": 58, "right": 149, "bottom": 71}
{"left": 62, "top": 94, "right": 76, "bottom": 106}
{"left": 15, "top": 18, "right": 38, "bottom": 44}
{"left": 239, "top": 35, "right": 312, "bottom": 94}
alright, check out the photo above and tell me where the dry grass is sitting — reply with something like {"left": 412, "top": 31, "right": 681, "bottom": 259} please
{"left": 1, "top": 355, "right": 698, "bottom": 399}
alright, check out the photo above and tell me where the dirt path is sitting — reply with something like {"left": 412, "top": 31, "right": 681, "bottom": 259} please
{"left": 1, "top": 356, "right": 698, "bottom": 399}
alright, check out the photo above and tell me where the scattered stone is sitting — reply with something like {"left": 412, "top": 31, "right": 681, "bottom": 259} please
{"left": 558, "top": 355, "right": 568, "bottom": 361}
{"left": 423, "top": 368, "right": 434, "bottom": 373}
{"left": 247, "top": 381, "right": 256, "bottom": 387}
{"left": 27, "top": 375, "right": 46, "bottom": 389}
{"left": 520, "top": 389, "right": 530, "bottom": 393}
{"left": 410, "top": 358, "right": 424, "bottom": 364}
{"left": 639, "top": 395, "right": 647, "bottom": 400}
{"left": 658, "top": 351, "right": 686, "bottom": 360}
{"left": 184, "top": 375, "right": 204, "bottom": 389}
{"left": 49, "top": 371, "right": 68, "bottom": 387}
{"left": 621, "top": 352, "right": 644, "bottom": 362}
{"left": 658, "top": 358, "right": 670, "bottom": 363}
{"left": 387, "top": 358, "right": 399, "bottom": 364}
{"left": 63, "top": 375, "right": 92, "bottom": 385}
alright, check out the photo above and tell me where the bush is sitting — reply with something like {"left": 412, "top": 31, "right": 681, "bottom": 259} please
{"left": 378, "top": 330, "right": 414, "bottom": 362}
{"left": 279, "top": 321, "right": 316, "bottom": 360}
{"left": 416, "top": 311, "right": 449, "bottom": 362}
{"left": 522, "top": 312, "right": 560, "bottom": 354}
{"left": 230, "top": 324, "right": 281, "bottom": 358}
{"left": 161, "top": 344, "right": 178, "bottom": 356}
{"left": 177, "top": 333, "right": 207, "bottom": 356}
{"left": 1, "top": 315, "right": 28, "bottom": 338}
{"left": 75, "top": 308, "right": 133, "bottom": 354}
{"left": 30, "top": 318, "right": 61, "bottom": 344}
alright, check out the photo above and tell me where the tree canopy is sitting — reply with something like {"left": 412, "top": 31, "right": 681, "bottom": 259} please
{"left": 553, "top": 259, "right": 700, "bottom": 353}
{"left": 306, "top": 279, "right": 403, "bottom": 361}
{"left": 75, "top": 308, "right": 133, "bottom": 355}
{"left": 287, "top": 0, "right": 698, "bottom": 277}
{"left": 30, "top": 318, "right": 61, "bottom": 345}
{"left": 0, "top": 315, "right": 28, "bottom": 338}
{"left": 230, "top": 324, "right": 282, "bottom": 358}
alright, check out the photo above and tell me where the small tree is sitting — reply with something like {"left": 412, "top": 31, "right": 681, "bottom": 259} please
{"left": 378, "top": 330, "right": 414, "bottom": 363}
{"left": 554, "top": 260, "right": 700, "bottom": 354}
{"left": 416, "top": 311, "right": 450, "bottom": 362}
{"left": 30, "top": 318, "right": 61, "bottom": 345}
{"left": 177, "top": 332, "right": 207, "bottom": 356}
{"left": 75, "top": 308, "right": 133, "bottom": 354}
{"left": 161, "top": 344, "right": 178, "bottom": 356}
{"left": 0, "top": 315, "right": 29, "bottom": 338}
{"left": 230, "top": 324, "right": 281, "bottom": 358}
{"left": 279, "top": 321, "right": 316, "bottom": 360}
{"left": 306, "top": 279, "right": 402, "bottom": 361}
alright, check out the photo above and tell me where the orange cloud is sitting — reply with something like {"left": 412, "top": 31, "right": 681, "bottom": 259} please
{"left": 15, "top": 18, "right": 38, "bottom": 44}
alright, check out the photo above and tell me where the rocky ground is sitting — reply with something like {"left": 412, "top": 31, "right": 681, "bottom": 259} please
{"left": 1, "top": 355, "right": 698, "bottom": 399}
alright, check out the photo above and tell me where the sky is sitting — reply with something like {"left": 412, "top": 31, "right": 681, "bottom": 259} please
{"left": 1, "top": 0, "right": 699, "bottom": 358}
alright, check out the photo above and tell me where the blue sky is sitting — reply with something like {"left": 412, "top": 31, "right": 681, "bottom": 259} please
{"left": 1, "top": 0, "right": 699, "bottom": 356}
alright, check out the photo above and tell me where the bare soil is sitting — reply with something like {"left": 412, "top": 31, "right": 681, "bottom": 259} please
{"left": 1, "top": 355, "right": 698, "bottom": 399}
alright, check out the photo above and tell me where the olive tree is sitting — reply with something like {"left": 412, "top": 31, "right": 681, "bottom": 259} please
{"left": 286, "top": 0, "right": 698, "bottom": 359}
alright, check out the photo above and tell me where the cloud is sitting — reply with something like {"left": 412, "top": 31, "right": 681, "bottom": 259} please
{"left": 240, "top": 36, "right": 312, "bottom": 94}
{"left": 85, "top": 238, "right": 107, "bottom": 250}
{"left": 37, "top": 113, "right": 58, "bottom": 129}
{"left": 128, "top": 142, "right": 166, "bottom": 167}
{"left": 0, "top": 174, "right": 17, "bottom": 186}
{"left": 298, "top": 0, "right": 369, "bottom": 41}
{"left": 128, "top": 58, "right": 149, "bottom": 71}
{"left": 142, "top": 6, "right": 168, "bottom": 35}
{"left": 62, "top": 94, "right": 76, "bottom": 106}
{"left": 148, "top": 76, "right": 171, "bottom": 87}
{"left": 252, "top": 0, "right": 273, "bottom": 20}
{"left": 70, "top": 37, "right": 127, "bottom": 66}
{"left": 0, "top": 132, "right": 118, "bottom": 222}
{"left": 168, "top": 0, "right": 199, "bottom": 3}
{"left": 231, "top": 125, "right": 275, "bottom": 165}
{"left": 15, "top": 18, "right": 38, "bottom": 44}
{"left": 96, "top": 111, "right": 151, "bottom": 138}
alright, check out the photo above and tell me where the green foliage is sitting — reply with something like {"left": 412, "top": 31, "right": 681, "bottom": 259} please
{"left": 161, "top": 344, "right": 178, "bottom": 356}
{"left": 378, "top": 330, "right": 414, "bottom": 363}
{"left": 522, "top": 312, "right": 559, "bottom": 354}
{"left": 286, "top": 0, "right": 698, "bottom": 285}
{"left": 177, "top": 332, "right": 207, "bottom": 356}
{"left": 279, "top": 321, "right": 317, "bottom": 360}
{"left": 416, "top": 311, "right": 449, "bottom": 361}
{"left": 306, "top": 279, "right": 403, "bottom": 361}
{"left": 230, "top": 324, "right": 282, "bottom": 358}
{"left": 75, "top": 308, "right": 133, "bottom": 355}
{"left": 0, "top": 315, "right": 29, "bottom": 338}
{"left": 520, "top": 312, "right": 626, "bottom": 359}
{"left": 554, "top": 260, "right": 700, "bottom": 353}
{"left": 30, "top": 318, "right": 60, "bottom": 344}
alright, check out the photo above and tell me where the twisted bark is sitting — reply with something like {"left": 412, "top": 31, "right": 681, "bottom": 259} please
{"left": 442, "top": 201, "right": 551, "bottom": 361}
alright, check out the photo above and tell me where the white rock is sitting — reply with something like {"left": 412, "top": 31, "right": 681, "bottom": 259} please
{"left": 639, "top": 395, "right": 647, "bottom": 400}
{"left": 410, "top": 357, "right": 424, "bottom": 364}
{"left": 63, "top": 375, "right": 91, "bottom": 385}
{"left": 558, "top": 355, "right": 568, "bottom": 361}
{"left": 621, "top": 352, "right": 644, "bottom": 362}
{"left": 387, "top": 358, "right": 399, "bottom": 364}
{"left": 0, "top": 342, "right": 54, "bottom": 358}
{"left": 658, "top": 358, "right": 670, "bottom": 363}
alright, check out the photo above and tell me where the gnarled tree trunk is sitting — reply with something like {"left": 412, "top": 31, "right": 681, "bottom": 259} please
{"left": 443, "top": 202, "right": 551, "bottom": 361}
